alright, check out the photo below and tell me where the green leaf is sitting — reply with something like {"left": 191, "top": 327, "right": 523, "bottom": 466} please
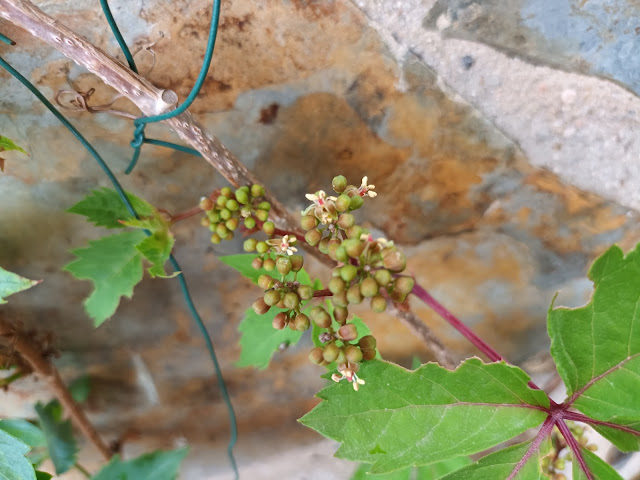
{"left": 136, "top": 231, "right": 176, "bottom": 278}
{"left": 34, "top": 472, "right": 52, "bottom": 480}
{"left": 236, "top": 307, "right": 304, "bottom": 369}
{"left": 67, "top": 376, "right": 91, "bottom": 404}
{"left": 67, "top": 188, "right": 154, "bottom": 229}
{"left": 0, "top": 136, "right": 27, "bottom": 155}
{"left": 352, "top": 456, "right": 471, "bottom": 480}
{"left": 415, "top": 456, "right": 472, "bottom": 479}
{"left": 0, "top": 420, "right": 46, "bottom": 450}
{"left": 572, "top": 447, "right": 622, "bottom": 480}
{"left": 34, "top": 402, "right": 77, "bottom": 475}
{"left": 0, "top": 267, "right": 40, "bottom": 304}
{"left": 300, "top": 358, "right": 549, "bottom": 473}
{"left": 63, "top": 231, "right": 146, "bottom": 326}
{"left": 0, "top": 429, "right": 37, "bottom": 480}
{"left": 91, "top": 448, "right": 188, "bottom": 480}
{"left": 439, "top": 439, "right": 552, "bottom": 480}
{"left": 548, "top": 244, "right": 640, "bottom": 449}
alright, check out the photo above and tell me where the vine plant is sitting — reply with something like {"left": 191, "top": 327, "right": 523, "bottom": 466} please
{"left": 0, "top": 0, "right": 639, "bottom": 479}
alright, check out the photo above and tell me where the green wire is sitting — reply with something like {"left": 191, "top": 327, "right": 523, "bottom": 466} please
{"left": 0, "top": 55, "right": 239, "bottom": 479}
{"left": 0, "top": 32, "right": 15, "bottom": 46}
{"left": 99, "top": 0, "right": 138, "bottom": 74}
{"left": 144, "top": 138, "right": 201, "bottom": 157}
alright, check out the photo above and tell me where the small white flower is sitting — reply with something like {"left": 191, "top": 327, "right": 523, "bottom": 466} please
{"left": 331, "top": 363, "right": 366, "bottom": 391}
{"left": 358, "top": 176, "right": 377, "bottom": 198}
{"left": 279, "top": 235, "right": 298, "bottom": 255}
{"left": 305, "top": 190, "right": 337, "bottom": 207}
{"left": 360, "top": 233, "right": 393, "bottom": 248}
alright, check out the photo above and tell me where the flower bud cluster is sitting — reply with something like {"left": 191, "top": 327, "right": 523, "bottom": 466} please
{"left": 199, "top": 184, "right": 271, "bottom": 244}
{"left": 541, "top": 422, "right": 597, "bottom": 480}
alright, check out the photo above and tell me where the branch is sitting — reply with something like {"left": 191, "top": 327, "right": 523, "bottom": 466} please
{"left": 0, "top": 0, "right": 452, "bottom": 362}
{"left": 0, "top": 315, "right": 112, "bottom": 460}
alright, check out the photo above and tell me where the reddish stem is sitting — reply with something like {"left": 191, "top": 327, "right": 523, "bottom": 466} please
{"left": 313, "top": 289, "right": 333, "bottom": 297}
{"left": 563, "top": 411, "right": 640, "bottom": 436}
{"left": 506, "top": 415, "right": 555, "bottom": 480}
{"left": 556, "top": 419, "right": 593, "bottom": 480}
{"left": 411, "top": 283, "right": 503, "bottom": 362}
{"left": 171, "top": 205, "right": 203, "bottom": 223}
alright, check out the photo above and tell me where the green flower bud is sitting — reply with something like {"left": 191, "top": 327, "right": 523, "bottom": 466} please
{"left": 243, "top": 238, "right": 257, "bottom": 252}
{"left": 225, "top": 217, "right": 239, "bottom": 231}
{"left": 342, "top": 238, "right": 365, "bottom": 258}
{"left": 346, "top": 283, "right": 363, "bottom": 304}
{"left": 337, "top": 323, "right": 357, "bottom": 341}
{"left": 276, "top": 256, "right": 293, "bottom": 275}
{"left": 219, "top": 208, "right": 232, "bottom": 221}
{"left": 337, "top": 213, "right": 355, "bottom": 229}
{"left": 298, "top": 285, "right": 313, "bottom": 300}
{"left": 216, "top": 195, "right": 228, "bottom": 207}
{"left": 216, "top": 223, "right": 229, "bottom": 238}
{"left": 199, "top": 197, "right": 214, "bottom": 211}
{"left": 226, "top": 199, "right": 239, "bottom": 211}
{"left": 200, "top": 218, "right": 209, "bottom": 229}
{"left": 362, "top": 348, "right": 376, "bottom": 361}
{"left": 332, "top": 175, "right": 348, "bottom": 193}
{"left": 323, "top": 344, "right": 340, "bottom": 363}
{"left": 263, "top": 289, "right": 282, "bottom": 306}
{"left": 340, "top": 264, "right": 358, "bottom": 282}
{"left": 370, "top": 295, "right": 387, "bottom": 312}
{"left": 390, "top": 289, "right": 407, "bottom": 303}
{"left": 256, "top": 241, "right": 269, "bottom": 254}
{"left": 272, "top": 312, "right": 288, "bottom": 330}
{"left": 251, "top": 184, "right": 265, "bottom": 198}
{"left": 349, "top": 195, "right": 364, "bottom": 210}
{"left": 358, "top": 335, "right": 377, "bottom": 350}
{"left": 394, "top": 276, "right": 415, "bottom": 295}
{"left": 290, "top": 255, "right": 304, "bottom": 272}
{"left": 334, "top": 305, "right": 348, "bottom": 325}
{"left": 332, "top": 290, "right": 348, "bottom": 307}
{"left": 335, "top": 194, "right": 351, "bottom": 212}
{"left": 220, "top": 187, "right": 233, "bottom": 198}
{"left": 258, "top": 201, "right": 271, "bottom": 211}
{"left": 346, "top": 225, "right": 365, "bottom": 239}
{"left": 301, "top": 215, "right": 319, "bottom": 231}
{"left": 335, "top": 246, "right": 348, "bottom": 263}
{"left": 251, "top": 257, "right": 263, "bottom": 270}
{"left": 553, "top": 459, "right": 565, "bottom": 471}
{"left": 360, "top": 277, "right": 379, "bottom": 298}
{"left": 262, "top": 221, "right": 275, "bottom": 236}
{"left": 258, "top": 274, "right": 274, "bottom": 289}
{"left": 283, "top": 292, "right": 300, "bottom": 310}
{"left": 235, "top": 188, "right": 250, "bottom": 204}
{"left": 309, "top": 346, "right": 324, "bottom": 364}
{"left": 256, "top": 209, "right": 269, "bottom": 222}
{"left": 208, "top": 210, "right": 221, "bottom": 223}
{"left": 305, "top": 229, "right": 322, "bottom": 246}
{"left": 318, "top": 237, "right": 330, "bottom": 254}
{"left": 310, "top": 306, "right": 332, "bottom": 328}
{"left": 244, "top": 216, "right": 256, "bottom": 229}
{"left": 252, "top": 297, "right": 270, "bottom": 315}
{"left": 374, "top": 269, "right": 392, "bottom": 287}
{"left": 263, "top": 258, "right": 276, "bottom": 271}
{"left": 335, "top": 349, "right": 346, "bottom": 365}
{"left": 294, "top": 313, "right": 310, "bottom": 331}
{"left": 345, "top": 345, "right": 363, "bottom": 363}
{"left": 210, "top": 233, "right": 222, "bottom": 244}
{"left": 327, "top": 239, "right": 341, "bottom": 261}
{"left": 382, "top": 247, "right": 406, "bottom": 272}
{"left": 329, "top": 277, "right": 346, "bottom": 294}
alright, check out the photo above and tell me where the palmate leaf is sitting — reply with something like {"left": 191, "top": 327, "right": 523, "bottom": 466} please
{"left": 300, "top": 358, "right": 548, "bottom": 473}
{"left": 0, "top": 429, "right": 37, "bottom": 480}
{"left": 67, "top": 188, "right": 154, "bottom": 229}
{"left": 91, "top": 448, "right": 188, "bottom": 480}
{"left": 34, "top": 402, "right": 77, "bottom": 475}
{"left": 63, "top": 231, "right": 146, "bottom": 326}
{"left": 548, "top": 244, "right": 640, "bottom": 450}
{"left": 0, "top": 267, "right": 40, "bottom": 304}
